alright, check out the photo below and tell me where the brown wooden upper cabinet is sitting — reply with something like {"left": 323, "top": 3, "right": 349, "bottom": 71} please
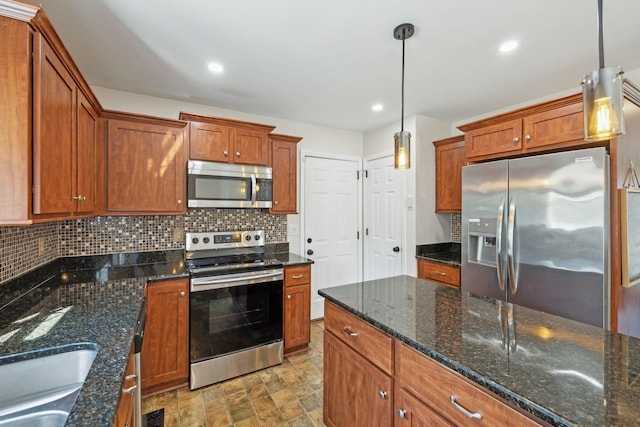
{"left": 460, "top": 94, "right": 585, "bottom": 162}
{"left": 433, "top": 135, "right": 465, "bottom": 213}
{"left": 105, "top": 112, "right": 187, "bottom": 215}
{"left": 270, "top": 134, "right": 302, "bottom": 214}
{"left": 0, "top": 12, "right": 101, "bottom": 225}
{"left": 180, "top": 113, "right": 275, "bottom": 166}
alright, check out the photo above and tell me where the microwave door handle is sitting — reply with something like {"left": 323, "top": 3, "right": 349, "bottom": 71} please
{"left": 250, "top": 174, "right": 257, "bottom": 203}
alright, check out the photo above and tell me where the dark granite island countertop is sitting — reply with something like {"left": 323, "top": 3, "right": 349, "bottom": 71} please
{"left": 319, "top": 276, "right": 640, "bottom": 427}
{"left": 0, "top": 250, "right": 187, "bottom": 426}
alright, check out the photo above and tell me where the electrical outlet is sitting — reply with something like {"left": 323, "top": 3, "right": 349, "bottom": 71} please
{"left": 38, "top": 237, "right": 46, "bottom": 256}
{"left": 173, "top": 227, "right": 184, "bottom": 242}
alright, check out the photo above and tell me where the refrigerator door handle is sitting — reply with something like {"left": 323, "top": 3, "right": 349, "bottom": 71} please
{"left": 496, "top": 200, "right": 506, "bottom": 292}
{"left": 507, "top": 198, "right": 519, "bottom": 294}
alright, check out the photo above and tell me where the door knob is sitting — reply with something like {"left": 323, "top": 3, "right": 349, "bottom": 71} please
{"left": 307, "top": 249, "right": 314, "bottom": 255}
{"left": 393, "top": 246, "right": 400, "bottom": 252}
{"left": 307, "top": 238, "right": 312, "bottom": 243}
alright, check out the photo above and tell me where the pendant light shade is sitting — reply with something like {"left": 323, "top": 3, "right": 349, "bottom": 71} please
{"left": 582, "top": 0, "right": 625, "bottom": 141}
{"left": 393, "top": 23, "right": 414, "bottom": 170}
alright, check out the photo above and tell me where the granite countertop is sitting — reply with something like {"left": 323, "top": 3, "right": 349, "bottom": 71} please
{"left": 416, "top": 242, "right": 461, "bottom": 266}
{"left": 0, "top": 248, "right": 310, "bottom": 426}
{"left": 0, "top": 250, "right": 187, "bottom": 426}
{"left": 319, "top": 276, "right": 640, "bottom": 427}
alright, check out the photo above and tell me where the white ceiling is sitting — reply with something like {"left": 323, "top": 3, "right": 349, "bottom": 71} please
{"left": 35, "top": 0, "right": 640, "bottom": 133}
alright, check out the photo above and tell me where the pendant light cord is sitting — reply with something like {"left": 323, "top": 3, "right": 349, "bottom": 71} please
{"left": 401, "top": 30, "right": 406, "bottom": 132}
{"left": 598, "top": 0, "right": 604, "bottom": 69}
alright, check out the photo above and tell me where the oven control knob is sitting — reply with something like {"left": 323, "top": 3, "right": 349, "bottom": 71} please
{"left": 245, "top": 235, "right": 252, "bottom": 241}
{"left": 203, "top": 237, "right": 210, "bottom": 244}
{"left": 254, "top": 235, "right": 261, "bottom": 241}
{"left": 191, "top": 237, "right": 199, "bottom": 244}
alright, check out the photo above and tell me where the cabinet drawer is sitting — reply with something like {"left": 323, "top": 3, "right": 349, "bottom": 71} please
{"left": 324, "top": 301, "right": 393, "bottom": 375}
{"left": 285, "top": 265, "right": 311, "bottom": 286}
{"left": 397, "top": 343, "right": 542, "bottom": 427}
{"left": 417, "top": 259, "right": 460, "bottom": 288}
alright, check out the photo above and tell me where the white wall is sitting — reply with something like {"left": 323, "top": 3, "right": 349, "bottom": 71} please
{"left": 92, "top": 86, "right": 364, "bottom": 255}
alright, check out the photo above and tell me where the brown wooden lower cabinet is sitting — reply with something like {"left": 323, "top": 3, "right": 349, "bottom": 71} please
{"left": 113, "top": 345, "right": 135, "bottom": 427}
{"left": 283, "top": 265, "right": 311, "bottom": 354}
{"left": 417, "top": 259, "right": 460, "bottom": 289}
{"left": 323, "top": 331, "right": 393, "bottom": 427}
{"left": 141, "top": 278, "right": 189, "bottom": 396}
{"left": 323, "top": 300, "right": 546, "bottom": 427}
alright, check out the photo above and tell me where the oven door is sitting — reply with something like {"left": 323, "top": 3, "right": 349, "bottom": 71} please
{"left": 190, "top": 269, "right": 283, "bottom": 364}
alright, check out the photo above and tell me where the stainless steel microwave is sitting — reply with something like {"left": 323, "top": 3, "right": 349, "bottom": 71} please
{"left": 187, "top": 161, "right": 272, "bottom": 208}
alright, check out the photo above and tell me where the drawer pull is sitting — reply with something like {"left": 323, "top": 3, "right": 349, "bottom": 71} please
{"left": 342, "top": 326, "right": 359, "bottom": 337}
{"left": 378, "top": 390, "right": 387, "bottom": 400}
{"left": 450, "top": 395, "right": 482, "bottom": 420}
{"left": 122, "top": 384, "right": 137, "bottom": 394}
{"left": 125, "top": 374, "right": 137, "bottom": 381}
{"left": 433, "top": 271, "right": 446, "bottom": 276}
{"left": 398, "top": 408, "right": 407, "bottom": 419}
{"left": 292, "top": 274, "right": 304, "bottom": 279}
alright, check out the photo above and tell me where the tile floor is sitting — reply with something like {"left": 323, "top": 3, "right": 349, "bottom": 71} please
{"left": 142, "top": 320, "right": 326, "bottom": 427}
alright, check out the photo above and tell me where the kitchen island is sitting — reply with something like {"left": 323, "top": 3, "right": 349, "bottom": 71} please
{"left": 320, "top": 276, "right": 640, "bottom": 426}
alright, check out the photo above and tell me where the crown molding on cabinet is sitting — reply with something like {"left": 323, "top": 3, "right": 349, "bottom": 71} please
{"left": 0, "top": 0, "right": 38, "bottom": 21}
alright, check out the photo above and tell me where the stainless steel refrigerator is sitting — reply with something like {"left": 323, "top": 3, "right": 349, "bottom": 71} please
{"left": 461, "top": 147, "right": 609, "bottom": 328}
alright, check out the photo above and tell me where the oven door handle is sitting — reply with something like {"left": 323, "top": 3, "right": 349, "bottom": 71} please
{"left": 191, "top": 270, "right": 283, "bottom": 291}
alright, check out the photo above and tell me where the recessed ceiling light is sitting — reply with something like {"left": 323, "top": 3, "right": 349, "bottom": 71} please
{"left": 499, "top": 40, "right": 519, "bottom": 53}
{"left": 372, "top": 103, "right": 383, "bottom": 112}
{"left": 208, "top": 62, "right": 224, "bottom": 73}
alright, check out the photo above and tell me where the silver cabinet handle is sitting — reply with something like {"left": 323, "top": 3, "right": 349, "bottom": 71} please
{"left": 287, "top": 295, "right": 291, "bottom": 300}
{"left": 274, "top": 200, "right": 279, "bottom": 205}
{"left": 292, "top": 274, "right": 304, "bottom": 279}
{"left": 122, "top": 384, "right": 137, "bottom": 394}
{"left": 73, "top": 195, "right": 80, "bottom": 200}
{"left": 177, "top": 199, "right": 182, "bottom": 204}
{"left": 125, "top": 374, "right": 137, "bottom": 381}
{"left": 236, "top": 151, "right": 241, "bottom": 157}
{"left": 378, "top": 390, "right": 387, "bottom": 400}
{"left": 525, "top": 134, "right": 531, "bottom": 142}
{"left": 223, "top": 150, "right": 228, "bottom": 156}
{"left": 433, "top": 271, "right": 446, "bottom": 276}
{"left": 512, "top": 137, "right": 519, "bottom": 144}
{"left": 450, "top": 395, "right": 482, "bottom": 420}
{"left": 398, "top": 409, "right": 407, "bottom": 419}
{"left": 342, "top": 326, "right": 358, "bottom": 337}
{"left": 180, "top": 291, "right": 186, "bottom": 297}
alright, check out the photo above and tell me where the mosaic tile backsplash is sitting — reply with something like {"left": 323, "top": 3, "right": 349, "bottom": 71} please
{"left": 451, "top": 214, "right": 461, "bottom": 243}
{"left": 0, "top": 209, "right": 287, "bottom": 285}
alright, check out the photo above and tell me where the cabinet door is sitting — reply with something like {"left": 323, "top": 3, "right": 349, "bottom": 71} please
{"left": 189, "top": 122, "right": 230, "bottom": 162}
{"left": 522, "top": 102, "right": 584, "bottom": 151}
{"left": 231, "top": 128, "right": 269, "bottom": 165}
{"left": 395, "top": 388, "right": 454, "bottom": 427}
{"left": 33, "top": 33, "right": 77, "bottom": 215}
{"left": 141, "top": 278, "right": 189, "bottom": 392}
{"left": 284, "top": 283, "right": 310, "bottom": 353}
{"left": 434, "top": 137, "right": 465, "bottom": 213}
{"left": 465, "top": 119, "right": 522, "bottom": 160}
{"left": 271, "top": 139, "right": 297, "bottom": 213}
{"left": 324, "top": 331, "right": 392, "bottom": 427}
{"left": 76, "top": 91, "right": 98, "bottom": 214}
{"left": 107, "top": 119, "right": 186, "bottom": 213}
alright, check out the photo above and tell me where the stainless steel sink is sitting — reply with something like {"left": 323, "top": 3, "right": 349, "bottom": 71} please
{"left": 0, "top": 344, "right": 98, "bottom": 427}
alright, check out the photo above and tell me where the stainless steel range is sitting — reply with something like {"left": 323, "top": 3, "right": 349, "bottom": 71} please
{"left": 186, "top": 230, "right": 283, "bottom": 390}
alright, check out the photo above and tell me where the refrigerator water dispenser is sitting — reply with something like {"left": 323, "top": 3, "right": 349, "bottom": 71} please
{"left": 467, "top": 218, "right": 497, "bottom": 267}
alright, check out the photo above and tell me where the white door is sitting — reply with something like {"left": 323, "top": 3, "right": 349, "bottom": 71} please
{"left": 364, "top": 155, "right": 403, "bottom": 280}
{"left": 303, "top": 155, "right": 360, "bottom": 319}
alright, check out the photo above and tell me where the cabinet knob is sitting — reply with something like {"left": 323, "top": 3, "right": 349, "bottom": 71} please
{"left": 398, "top": 409, "right": 407, "bottom": 419}
{"left": 73, "top": 195, "right": 80, "bottom": 200}
{"left": 177, "top": 199, "right": 182, "bottom": 204}
{"left": 525, "top": 134, "right": 531, "bottom": 142}
{"left": 223, "top": 150, "right": 229, "bottom": 156}
{"left": 287, "top": 295, "right": 292, "bottom": 300}
{"left": 378, "top": 390, "right": 387, "bottom": 400}
{"left": 274, "top": 200, "right": 279, "bottom": 205}
{"left": 512, "top": 137, "right": 519, "bottom": 144}
{"left": 236, "top": 151, "right": 241, "bottom": 157}
{"left": 180, "top": 291, "right": 186, "bottom": 297}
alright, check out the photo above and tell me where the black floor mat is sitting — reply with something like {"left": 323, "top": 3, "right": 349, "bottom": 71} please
{"left": 143, "top": 408, "right": 164, "bottom": 427}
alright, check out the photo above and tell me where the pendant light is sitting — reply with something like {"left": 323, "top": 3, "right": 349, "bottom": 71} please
{"left": 394, "top": 23, "right": 414, "bottom": 169}
{"left": 582, "top": 0, "right": 625, "bottom": 141}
